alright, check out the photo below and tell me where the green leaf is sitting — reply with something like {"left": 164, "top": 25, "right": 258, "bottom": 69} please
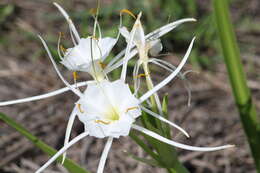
{"left": 213, "top": 0, "right": 260, "bottom": 172}
{"left": 162, "top": 94, "right": 171, "bottom": 138}
{"left": 129, "top": 131, "right": 159, "bottom": 161}
{"left": 125, "top": 151, "right": 162, "bottom": 167}
{"left": 0, "top": 112, "right": 90, "bottom": 173}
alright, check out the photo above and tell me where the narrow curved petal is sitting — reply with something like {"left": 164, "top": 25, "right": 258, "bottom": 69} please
{"left": 0, "top": 81, "right": 93, "bottom": 106}
{"left": 132, "top": 124, "right": 234, "bottom": 152}
{"left": 36, "top": 131, "right": 89, "bottom": 173}
{"left": 38, "top": 35, "right": 83, "bottom": 97}
{"left": 120, "top": 13, "right": 141, "bottom": 82}
{"left": 140, "top": 106, "right": 190, "bottom": 138}
{"left": 97, "top": 137, "right": 113, "bottom": 173}
{"left": 139, "top": 37, "right": 195, "bottom": 103}
{"left": 148, "top": 59, "right": 192, "bottom": 106}
{"left": 146, "top": 18, "right": 196, "bottom": 41}
{"left": 53, "top": 3, "right": 80, "bottom": 42}
{"left": 62, "top": 107, "right": 78, "bottom": 164}
{"left": 106, "top": 18, "right": 196, "bottom": 69}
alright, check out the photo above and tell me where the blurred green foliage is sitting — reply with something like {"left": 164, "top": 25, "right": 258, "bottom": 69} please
{"left": 0, "top": 4, "right": 14, "bottom": 24}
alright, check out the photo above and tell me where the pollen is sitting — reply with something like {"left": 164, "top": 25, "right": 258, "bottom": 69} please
{"left": 95, "top": 120, "right": 110, "bottom": 125}
{"left": 59, "top": 45, "right": 67, "bottom": 54}
{"left": 125, "top": 106, "right": 138, "bottom": 113}
{"left": 99, "top": 61, "right": 107, "bottom": 69}
{"left": 77, "top": 104, "right": 84, "bottom": 113}
{"left": 120, "top": 9, "right": 136, "bottom": 19}
{"left": 134, "top": 73, "right": 149, "bottom": 78}
{"left": 73, "top": 71, "right": 79, "bottom": 80}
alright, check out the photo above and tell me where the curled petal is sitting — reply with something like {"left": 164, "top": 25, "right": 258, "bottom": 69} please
{"left": 106, "top": 18, "right": 196, "bottom": 69}
{"left": 140, "top": 106, "right": 190, "bottom": 138}
{"left": 38, "top": 35, "right": 83, "bottom": 97}
{"left": 132, "top": 124, "right": 234, "bottom": 152}
{"left": 62, "top": 107, "right": 78, "bottom": 164}
{"left": 36, "top": 131, "right": 89, "bottom": 173}
{"left": 139, "top": 37, "right": 196, "bottom": 103}
{"left": 97, "top": 137, "right": 113, "bottom": 173}
{"left": 0, "top": 81, "right": 93, "bottom": 106}
{"left": 53, "top": 3, "right": 80, "bottom": 43}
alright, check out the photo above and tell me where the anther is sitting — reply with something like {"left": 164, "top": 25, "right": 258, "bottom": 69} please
{"left": 134, "top": 73, "right": 149, "bottom": 78}
{"left": 77, "top": 104, "right": 84, "bottom": 113}
{"left": 120, "top": 9, "right": 136, "bottom": 19}
{"left": 99, "top": 61, "right": 107, "bottom": 69}
{"left": 125, "top": 106, "right": 138, "bottom": 113}
{"left": 95, "top": 120, "right": 110, "bottom": 125}
{"left": 59, "top": 45, "right": 67, "bottom": 54}
{"left": 73, "top": 72, "right": 78, "bottom": 80}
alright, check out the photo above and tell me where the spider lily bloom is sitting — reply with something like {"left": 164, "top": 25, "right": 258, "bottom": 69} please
{"left": 35, "top": 27, "right": 233, "bottom": 173}
{"left": 54, "top": 3, "right": 117, "bottom": 80}
{"left": 0, "top": 16, "right": 196, "bottom": 107}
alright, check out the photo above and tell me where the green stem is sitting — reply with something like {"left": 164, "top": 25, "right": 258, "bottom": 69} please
{"left": 213, "top": 1, "right": 260, "bottom": 172}
{"left": 0, "top": 112, "right": 90, "bottom": 173}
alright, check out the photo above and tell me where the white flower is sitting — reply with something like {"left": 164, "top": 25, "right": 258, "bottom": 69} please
{"left": 54, "top": 3, "right": 117, "bottom": 78}
{"left": 120, "top": 13, "right": 193, "bottom": 106}
{"left": 60, "top": 37, "right": 117, "bottom": 73}
{"left": 77, "top": 80, "right": 141, "bottom": 138}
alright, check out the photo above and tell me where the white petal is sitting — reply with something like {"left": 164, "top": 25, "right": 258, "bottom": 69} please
{"left": 132, "top": 124, "right": 234, "bottom": 152}
{"left": 146, "top": 18, "right": 196, "bottom": 41}
{"left": 38, "top": 35, "right": 83, "bottom": 97}
{"left": 62, "top": 107, "right": 78, "bottom": 164}
{"left": 97, "top": 137, "right": 113, "bottom": 173}
{"left": 106, "top": 18, "right": 195, "bottom": 69}
{"left": 36, "top": 131, "right": 89, "bottom": 173}
{"left": 53, "top": 3, "right": 80, "bottom": 42}
{"left": 148, "top": 39, "right": 163, "bottom": 56}
{"left": 0, "top": 81, "right": 93, "bottom": 106}
{"left": 98, "top": 37, "right": 117, "bottom": 60}
{"left": 139, "top": 37, "right": 195, "bottom": 103}
{"left": 140, "top": 106, "right": 189, "bottom": 138}
{"left": 120, "top": 13, "right": 141, "bottom": 82}
{"left": 119, "top": 27, "right": 130, "bottom": 40}
{"left": 149, "top": 58, "right": 192, "bottom": 106}
{"left": 133, "top": 14, "right": 145, "bottom": 47}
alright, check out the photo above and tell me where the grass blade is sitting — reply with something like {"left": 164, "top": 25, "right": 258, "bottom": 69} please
{"left": 0, "top": 112, "right": 90, "bottom": 173}
{"left": 213, "top": 1, "right": 260, "bottom": 172}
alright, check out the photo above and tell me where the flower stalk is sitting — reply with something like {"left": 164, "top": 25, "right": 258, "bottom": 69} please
{"left": 213, "top": 0, "right": 260, "bottom": 172}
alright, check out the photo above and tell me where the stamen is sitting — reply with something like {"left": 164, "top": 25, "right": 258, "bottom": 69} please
{"left": 90, "top": 35, "right": 98, "bottom": 40}
{"left": 125, "top": 106, "right": 138, "bottom": 113}
{"left": 59, "top": 45, "right": 67, "bottom": 54}
{"left": 73, "top": 72, "right": 78, "bottom": 80}
{"left": 120, "top": 9, "right": 136, "bottom": 19}
{"left": 90, "top": 8, "right": 98, "bottom": 15}
{"left": 77, "top": 104, "right": 84, "bottom": 113}
{"left": 95, "top": 120, "right": 110, "bottom": 125}
{"left": 99, "top": 61, "right": 107, "bottom": 69}
{"left": 59, "top": 32, "right": 65, "bottom": 38}
{"left": 134, "top": 73, "right": 149, "bottom": 78}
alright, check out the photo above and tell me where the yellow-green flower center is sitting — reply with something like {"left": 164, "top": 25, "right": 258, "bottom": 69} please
{"left": 104, "top": 107, "right": 120, "bottom": 122}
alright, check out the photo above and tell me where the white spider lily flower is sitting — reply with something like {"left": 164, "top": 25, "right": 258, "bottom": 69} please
{"left": 35, "top": 36, "right": 233, "bottom": 173}
{"left": 106, "top": 18, "right": 196, "bottom": 73}
{"left": 77, "top": 80, "right": 141, "bottom": 138}
{"left": 119, "top": 25, "right": 162, "bottom": 57}
{"left": 54, "top": 3, "right": 117, "bottom": 79}
{"left": 0, "top": 18, "right": 196, "bottom": 107}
